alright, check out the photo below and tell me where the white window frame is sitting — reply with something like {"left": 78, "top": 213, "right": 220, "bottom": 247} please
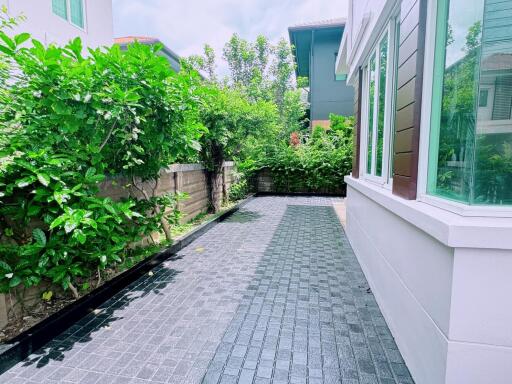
{"left": 53, "top": 0, "right": 87, "bottom": 32}
{"left": 360, "top": 17, "right": 400, "bottom": 188}
{"left": 417, "top": 0, "right": 512, "bottom": 218}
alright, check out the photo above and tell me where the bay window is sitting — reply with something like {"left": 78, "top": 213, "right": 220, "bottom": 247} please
{"left": 363, "top": 17, "right": 400, "bottom": 183}
{"left": 365, "top": 35, "right": 389, "bottom": 178}
{"left": 428, "top": 0, "right": 512, "bottom": 205}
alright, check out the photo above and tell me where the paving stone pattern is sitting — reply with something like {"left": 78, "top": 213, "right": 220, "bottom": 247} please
{"left": 0, "top": 196, "right": 413, "bottom": 383}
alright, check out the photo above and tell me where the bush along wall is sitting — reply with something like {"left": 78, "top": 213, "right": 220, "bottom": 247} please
{"left": 0, "top": 30, "right": 204, "bottom": 303}
{"left": 251, "top": 114, "right": 354, "bottom": 195}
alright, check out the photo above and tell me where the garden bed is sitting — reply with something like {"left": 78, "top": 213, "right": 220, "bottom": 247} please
{"left": 0, "top": 197, "right": 251, "bottom": 374}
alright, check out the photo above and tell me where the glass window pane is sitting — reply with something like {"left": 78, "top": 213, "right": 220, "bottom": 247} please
{"left": 376, "top": 33, "right": 389, "bottom": 176}
{"left": 474, "top": 0, "right": 512, "bottom": 204}
{"left": 367, "top": 56, "right": 376, "bottom": 173}
{"left": 429, "top": 0, "right": 512, "bottom": 205}
{"left": 70, "top": 0, "right": 84, "bottom": 28}
{"left": 479, "top": 89, "right": 488, "bottom": 107}
{"left": 52, "top": 0, "right": 67, "bottom": 20}
{"left": 428, "top": 0, "right": 484, "bottom": 203}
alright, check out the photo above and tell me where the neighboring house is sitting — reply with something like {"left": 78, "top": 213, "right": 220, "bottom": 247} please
{"left": 289, "top": 19, "right": 355, "bottom": 128}
{"left": 115, "top": 36, "right": 181, "bottom": 72}
{"left": 1, "top": 0, "right": 113, "bottom": 49}
{"left": 337, "top": 0, "right": 512, "bottom": 383}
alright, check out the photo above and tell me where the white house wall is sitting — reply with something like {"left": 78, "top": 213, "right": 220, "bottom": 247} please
{"left": 1, "top": 0, "right": 113, "bottom": 49}
{"left": 345, "top": 0, "right": 397, "bottom": 85}
{"left": 345, "top": 180, "right": 451, "bottom": 384}
{"left": 345, "top": 176, "right": 512, "bottom": 383}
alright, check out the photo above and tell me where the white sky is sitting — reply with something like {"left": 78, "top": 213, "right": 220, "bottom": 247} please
{"left": 113, "top": 0, "right": 349, "bottom": 75}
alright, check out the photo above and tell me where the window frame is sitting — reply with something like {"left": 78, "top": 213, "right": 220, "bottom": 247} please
{"left": 52, "top": 0, "right": 87, "bottom": 31}
{"left": 360, "top": 18, "right": 400, "bottom": 188}
{"left": 52, "top": 0, "right": 68, "bottom": 20}
{"left": 417, "top": 0, "right": 512, "bottom": 217}
{"left": 68, "top": 0, "right": 86, "bottom": 30}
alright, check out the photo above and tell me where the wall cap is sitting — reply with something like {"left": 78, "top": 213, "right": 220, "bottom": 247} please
{"left": 345, "top": 176, "right": 512, "bottom": 250}
{"left": 164, "top": 162, "right": 234, "bottom": 173}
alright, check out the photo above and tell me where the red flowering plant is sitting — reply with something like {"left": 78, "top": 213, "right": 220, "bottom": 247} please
{"left": 289, "top": 131, "right": 301, "bottom": 148}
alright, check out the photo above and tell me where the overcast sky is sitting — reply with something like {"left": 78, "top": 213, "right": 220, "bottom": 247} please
{"left": 113, "top": 0, "right": 348, "bottom": 75}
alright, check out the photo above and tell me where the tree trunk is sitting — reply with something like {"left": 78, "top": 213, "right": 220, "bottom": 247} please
{"left": 206, "top": 144, "right": 224, "bottom": 213}
{"left": 207, "top": 167, "right": 223, "bottom": 213}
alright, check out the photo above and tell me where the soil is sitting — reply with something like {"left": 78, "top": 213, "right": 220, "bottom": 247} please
{"left": 0, "top": 296, "right": 75, "bottom": 343}
{"left": 0, "top": 264, "right": 128, "bottom": 344}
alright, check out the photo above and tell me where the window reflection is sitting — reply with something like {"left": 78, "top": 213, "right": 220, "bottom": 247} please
{"left": 367, "top": 56, "right": 376, "bottom": 173}
{"left": 474, "top": 0, "right": 512, "bottom": 204}
{"left": 376, "top": 33, "right": 388, "bottom": 176}
{"left": 429, "top": 0, "right": 512, "bottom": 205}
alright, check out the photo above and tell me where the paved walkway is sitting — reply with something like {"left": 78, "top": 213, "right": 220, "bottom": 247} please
{"left": 0, "top": 196, "right": 413, "bottom": 384}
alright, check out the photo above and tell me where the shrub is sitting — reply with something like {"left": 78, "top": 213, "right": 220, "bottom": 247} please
{"left": 0, "top": 30, "right": 202, "bottom": 296}
{"left": 228, "top": 177, "right": 249, "bottom": 202}
{"left": 256, "top": 114, "right": 354, "bottom": 194}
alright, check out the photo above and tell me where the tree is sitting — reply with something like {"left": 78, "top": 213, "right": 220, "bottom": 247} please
{"left": 271, "top": 38, "right": 295, "bottom": 115}
{"left": 281, "top": 90, "right": 307, "bottom": 137}
{"left": 222, "top": 33, "right": 257, "bottom": 89}
{"left": 198, "top": 86, "right": 278, "bottom": 211}
{"left": 186, "top": 44, "right": 217, "bottom": 83}
{"left": 254, "top": 35, "right": 270, "bottom": 76}
{"left": 202, "top": 44, "right": 217, "bottom": 82}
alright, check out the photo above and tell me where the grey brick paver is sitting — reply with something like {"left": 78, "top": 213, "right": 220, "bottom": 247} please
{"left": 0, "top": 196, "right": 413, "bottom": 383}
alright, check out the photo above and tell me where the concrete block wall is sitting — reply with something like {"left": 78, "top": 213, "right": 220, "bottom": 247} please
{"left": 98, "top": 162, "right": 235, "bottom": 222}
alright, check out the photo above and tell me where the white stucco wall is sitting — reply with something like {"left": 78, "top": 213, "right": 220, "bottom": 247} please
{"left": 1, "top": 0, "right": 113, "bottom": 49}
{"left": 345, "top": 177, "right": 512, "bottom": 384}
{"left": 343, "top": 0, "right": 398, "bottom": 85}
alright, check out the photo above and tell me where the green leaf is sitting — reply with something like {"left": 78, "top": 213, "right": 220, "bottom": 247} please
{"left": 37, "top": 173, "right": 51, "bottom": 187}
{"left": 50, "top": 215, "right": 66, "bottom": 230}
{"left": 9, "top": 276, "right": 22, "bottom": 288}
{"left": 104, "top": 204, "right": 116, "bottom": 214}
{"left": 54, "top": 191, "right": 70, "bottom": 206}
{"left": 0, "top": 44, "right": 13, "bottom": 56}
{"left": 64, "top": 221, "right": 77, "bottom": 234}
{"left": 42, "top": 290, "right": 53, "bottom": 301}
{"left": 0, "top": 31, "right": 15, "bottom": 50}
{"left": 38, "top": 255, "right": 49, "bottom": 268}
{"left": 14, "top": 32, "right": 30, "bottom": 46}
{"left": 0, "top": 261, "right": 12, "bottom": 272}
{"left": 85, "top": 167, "right": 96, "bottom": 178}
{"left": 82, "top": 218, "right": 97, "bottom": 229}
{"left": 27, "top": 205, "right": 42, "bottom": 216}
{"left": 17, "top": 176, "right": 36, "bottom": 188}
{"left": 32, "top": 228, "right": 47, "bottom": 247}
{"left": 75, "top": 231, "right": 86, "bottom": 244}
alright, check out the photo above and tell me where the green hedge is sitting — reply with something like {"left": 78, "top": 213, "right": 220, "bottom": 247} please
{"left": 253, "top": 114, "right": 354, "bottom": 194}
{"left": 0, "top": 30, "right": 202, "bottom": 296}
